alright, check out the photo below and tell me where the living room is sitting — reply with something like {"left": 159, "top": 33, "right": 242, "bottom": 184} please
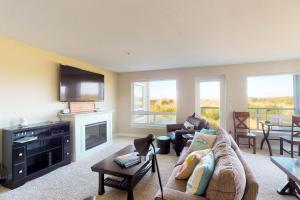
{"left": 0, "top": 1, "right": 300, "bottom": 200}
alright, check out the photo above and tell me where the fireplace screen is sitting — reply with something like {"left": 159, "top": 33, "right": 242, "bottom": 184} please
{"left": 85, "top": 121, "right": 107, "bottom": 150}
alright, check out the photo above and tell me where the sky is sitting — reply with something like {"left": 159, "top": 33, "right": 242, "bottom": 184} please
{"left": 149, "top": 80, "right": 221, "bottom": 100}
{"left": 139, "top": 74, "right": 294, "bottom": 100}
{"left": 198, "top": 75, "right": 293, "bottom": 100}
{"left": 247, "top": 75, "right": 293, "bottom": 98}
{"left": 149, "top": 80, "right": 176, "bottom": 99}
{"left": 200, "top": 81, "right": 220, "bottom": 100}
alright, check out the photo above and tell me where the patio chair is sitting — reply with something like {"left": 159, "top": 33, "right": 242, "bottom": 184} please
{"left": 233, "top": 111, "right": 256, "bottom": 154}
{"left": 280, "top": 116, "right": 300, "bottom": 158}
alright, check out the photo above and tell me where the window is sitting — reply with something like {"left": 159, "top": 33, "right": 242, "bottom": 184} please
{"left": 247, "top": 74, "right": 298, "bottom": 129}
{"left": 196, "top": 78, "right": 225, "bottom": 128}
{"left": 132, "top": 80, "right": 176, "bottom": 127}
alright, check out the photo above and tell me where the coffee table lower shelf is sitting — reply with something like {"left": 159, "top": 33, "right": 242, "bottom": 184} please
{"left": 104, "top": 162, "right": 153, "bottom": 190}
{"left": 91, "top": 145, "right": 158, "bottom": 200}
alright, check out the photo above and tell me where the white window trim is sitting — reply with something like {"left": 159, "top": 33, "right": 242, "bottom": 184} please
{"left": 246, "top": 73, "right": 298, "bottom": 129}
{"left": 131, "top": 80, "right": 177, "bottom": 128}
{"left": 195, "top": 76, "right": 226, "bottom": 129}
{"left": 132, "top": 82, "right": 149, "bottom": 112}
{"left": 247, "top": 73, "right": 300, "bottom": 110}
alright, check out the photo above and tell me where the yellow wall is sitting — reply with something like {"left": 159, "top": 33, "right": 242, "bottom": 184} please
{"left": 0, "top": 36, "right": 118, "bottom": 160}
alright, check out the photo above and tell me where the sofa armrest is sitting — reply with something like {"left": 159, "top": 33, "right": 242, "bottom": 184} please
{"left": 186, "top": 140, "right": 193, "bottom": 147}
{"left": 242, "top": 169, "right": 259, "bottom": 200}
{"left": 167, "top": 124, "right": 183, "bottom": 132}
{"left": 175, "top": 129, "right": 195, "bottom": 137}
{"left": 236, "top": 148, "right": 259, "bottom": 200}
{"left": 173, "top": 130, "right": 195, "bottom": 156}
{"left": 229, "top": 136, "right": 259, "bottom": 200}
{"left": 154, "top": 188, "right": 207, "bottom": 200}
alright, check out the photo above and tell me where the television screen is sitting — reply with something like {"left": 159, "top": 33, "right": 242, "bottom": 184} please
{"left": 59, "top": 65, "right": 104, "bottom": 102}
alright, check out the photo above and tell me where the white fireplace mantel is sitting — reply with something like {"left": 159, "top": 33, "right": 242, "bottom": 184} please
{"left": 59, "top": 110, "right": 113, "bottom": 161}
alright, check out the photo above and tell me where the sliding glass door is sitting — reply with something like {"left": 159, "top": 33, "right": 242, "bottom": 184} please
{"left": 196, "top": 77, "right": 225, "bottom": 128}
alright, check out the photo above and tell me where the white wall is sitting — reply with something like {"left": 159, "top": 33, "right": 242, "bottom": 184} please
{"left": 117, "top": 59, "right": 300, "bottom": 136}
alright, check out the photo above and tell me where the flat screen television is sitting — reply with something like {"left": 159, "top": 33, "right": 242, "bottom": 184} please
{"left": 59, "top": 65, "right": 104, "bottom": 102}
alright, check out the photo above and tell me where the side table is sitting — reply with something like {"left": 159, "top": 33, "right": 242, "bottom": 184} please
{"left": 156, "top": 136, "right": 170, "bottom": 154}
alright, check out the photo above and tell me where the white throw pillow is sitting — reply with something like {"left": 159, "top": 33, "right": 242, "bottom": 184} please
{"left": 184, "top": 121, "right": 195, "bottom": 130}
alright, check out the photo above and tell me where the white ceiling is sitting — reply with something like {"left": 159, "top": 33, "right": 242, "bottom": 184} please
{"left": 0, "top": 0, "right": 300, "bottom": 72}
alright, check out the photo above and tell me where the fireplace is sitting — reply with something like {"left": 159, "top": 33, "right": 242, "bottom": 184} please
{"left": 59, "top": 110, "right": 113, "bottom": 161}
{"left": 85, "top": 121, "right": 107, "bottom": 150}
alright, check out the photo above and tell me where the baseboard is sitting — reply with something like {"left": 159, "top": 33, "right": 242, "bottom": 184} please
{"left": 113, "top": 132, "right": 150, "bottom": 138}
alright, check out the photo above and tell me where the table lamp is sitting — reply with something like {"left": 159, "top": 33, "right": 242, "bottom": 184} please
{"left": 134, "top": 134, "right": 164, "bottom": 199}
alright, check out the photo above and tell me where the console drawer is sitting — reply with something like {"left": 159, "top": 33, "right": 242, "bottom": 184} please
{"left": 13, "top": 147, "right": 25, "bottom": 164}
{"left": 13, "top": 163, "right": 26, "bottom": 180}
{"left": 64, "top": 147, "right": 71, "bottom": 160}
{"left": 64, "top": 136, "right": 70, "bottom": 147}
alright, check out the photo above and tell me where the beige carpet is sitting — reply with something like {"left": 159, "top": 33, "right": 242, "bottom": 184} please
{"left": 0, "top": 136, "right": 297, "bottom": 200}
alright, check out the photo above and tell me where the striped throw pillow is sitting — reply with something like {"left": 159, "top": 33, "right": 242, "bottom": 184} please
{"left": 186, "top": 151, "right": 215, "bottom": 196}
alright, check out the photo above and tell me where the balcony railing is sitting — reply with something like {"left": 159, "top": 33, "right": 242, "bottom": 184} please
{"left": 248, "top": 107, "right": 295, "bottom": 130}
{"left": 200, "top": 106, "right": 296, "bottom": 130}
{"left": 131, "top": 107, "right": 296, "bottom": 129}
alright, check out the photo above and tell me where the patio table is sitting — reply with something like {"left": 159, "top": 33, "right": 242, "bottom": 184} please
{"left": 260, "top": 121, "right": 294, "bottom": 156}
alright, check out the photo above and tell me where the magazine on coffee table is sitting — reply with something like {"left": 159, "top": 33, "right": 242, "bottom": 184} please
{"left": 113, "top": 147, "right": 160, "bottom": 168}
{"left": 114, "top": 152, "right": 140, "bottom": 168}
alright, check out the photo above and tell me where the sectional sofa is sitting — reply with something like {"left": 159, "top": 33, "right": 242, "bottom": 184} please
{"left": 155, "top": 129, "right": 259, "bottom": 200}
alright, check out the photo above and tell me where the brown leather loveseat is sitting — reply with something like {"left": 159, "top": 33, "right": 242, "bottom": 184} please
{"left": 167, "top": 113, "right": 210, "bottom": 156}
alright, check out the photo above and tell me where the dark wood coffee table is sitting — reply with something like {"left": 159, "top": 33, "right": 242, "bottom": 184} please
{"left": 271, "top": 156, "right": 300, "bottom": 199}
{"left": 91, "top": 145, "right": 156, "bottom": 200}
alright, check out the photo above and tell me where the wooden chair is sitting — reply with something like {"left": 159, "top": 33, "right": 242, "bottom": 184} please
{"left": 233, "top": 111, "right": 256, "bottom": 154}
{"left": 280, "top": 116, "right": 300, "bottom": 158}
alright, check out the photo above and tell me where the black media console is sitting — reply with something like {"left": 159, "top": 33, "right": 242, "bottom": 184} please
{"left": 2, "top": 121, "right": 71, "bottom": 189}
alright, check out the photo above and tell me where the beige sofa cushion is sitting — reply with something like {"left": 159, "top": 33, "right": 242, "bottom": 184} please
{"left": 154, "top": 188, "right": 208, "bottom": 200}
{"left": 206, "top": 144, "right": 246, "bottom": 200}
{"left": 166, "top": 166, "right": 187, "bottom": 192}
{"left": 213, "top": 128, "right": 231, "bottom": 148}
{"left": 176, "top": 147, "right": 190, "bottom": 166}
{"left": 212, "top": 129, "right": 232, "bottom": 161}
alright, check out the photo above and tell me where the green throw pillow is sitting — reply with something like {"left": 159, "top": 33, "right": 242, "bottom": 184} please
{"left": 200, "top": 128, "right": 217, "bottom": 135}
{"left": 186, "top": 151, "right": 215, "bottom": 196}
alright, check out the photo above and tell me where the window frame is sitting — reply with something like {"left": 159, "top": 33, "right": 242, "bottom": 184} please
{"left": 131, "top": 79, "right": 177, "bottom": 129}
{"left": 132, "top": 82, "right": 148, "bottom": 112}
{"left": 195, "top": 76, "right": 226, "bottom": 129}
{"left": 246, "top": 73, "right": 299, "bottom": 130}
